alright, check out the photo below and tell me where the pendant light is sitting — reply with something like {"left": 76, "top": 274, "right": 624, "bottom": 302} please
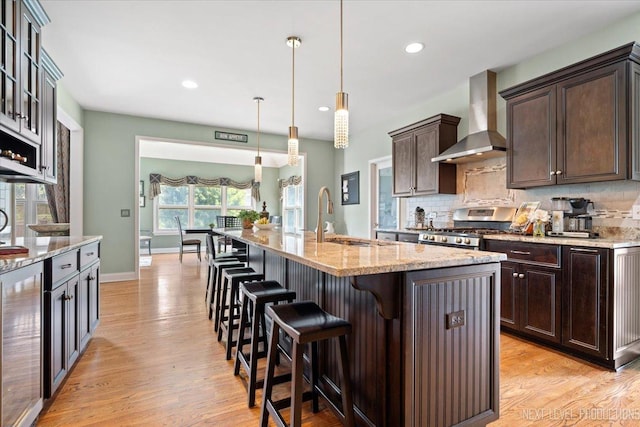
{"left": 334, "top": 0, "right": 349, "bottom": 149}
{"left": 287, "top": 36, "right": 301, "bottom": 166}
{"left": 253, "top": 96, "right": 264, "bottom": 183}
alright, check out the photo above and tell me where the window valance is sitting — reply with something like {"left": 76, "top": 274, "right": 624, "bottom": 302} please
{"left": 278, "top": 175, "right": 302, "bottom": 199}
{"left": 149, "top": 173, "right": 260, "bottom": 201}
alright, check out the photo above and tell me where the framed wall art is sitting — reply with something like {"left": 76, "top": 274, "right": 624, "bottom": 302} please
{"left": 341, "top": 171, "right": 360, "bottom": 205}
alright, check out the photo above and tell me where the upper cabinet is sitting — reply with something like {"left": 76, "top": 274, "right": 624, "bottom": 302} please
{"left": 40, "top": 50, "right": 62, "bottom": 184}
{"left": 0, "top": 0, "right": 59, "bottom": 183}
{"left": 389, "top": 113, "right": 460, "bottom": 197}
{"left": 500, "top": 42, "right": 640, "bottom": 189}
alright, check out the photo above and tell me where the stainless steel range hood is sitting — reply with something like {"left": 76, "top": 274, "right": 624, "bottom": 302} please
{"left": 431, "top": 70, "right": 506, "bottom": 163}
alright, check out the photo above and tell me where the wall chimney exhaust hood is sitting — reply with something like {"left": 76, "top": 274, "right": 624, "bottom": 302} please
{"left": 431, "top": 70, "right": 506, "bottom": 163}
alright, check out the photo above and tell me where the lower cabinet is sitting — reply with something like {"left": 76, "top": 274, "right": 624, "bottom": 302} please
{"left": 499, "top": 261, "right": 561, "bottom": 343}
{"left": 44, "top": 241, "right": 101, "bottom": 398}
{"left": 562, "top": 246, "right": 609, "bottom": 359}
{"left": 46, "top": 274, "right": 80, "bottom": 397}
{"left": 0, "top": 262, "right": 43, "bottom": 427}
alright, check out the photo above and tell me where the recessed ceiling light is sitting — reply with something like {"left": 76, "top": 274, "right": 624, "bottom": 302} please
{"left": 182, "top": 80, "right": 198, "bottom": 89}
{"left": 405, "top": 42, "right": 424, "bottom": 54}
{"left": 318, "top": 106, "right": 330, "bottom": 112}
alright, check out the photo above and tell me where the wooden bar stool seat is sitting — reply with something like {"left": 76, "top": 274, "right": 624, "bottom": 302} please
{"left": 234, "top": 280, "right": 296, "bottom": 407}
{"left": 260, "top": 301, "right": 355, "bottom": 427}
{"left": 218, "top": 268, "right": 265, "bottom": 360}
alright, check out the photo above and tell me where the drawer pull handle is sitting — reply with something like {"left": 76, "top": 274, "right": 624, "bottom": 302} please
{"left": 86, "top": 252, "right": 95, "bottom": 256}
{"left": 518, "top": 273, "right": 525, "bottom": 279}
{"left": 60, "top": 263, "right": 73, "bottom": 269}
{"left": 64, "top": 294, "right": 73, "bottom": 301}
{"left": 510, "top": 250, "right": 531, "bottom": 255}
{"left": 88, "top": 275, "right": 96, "bottom": 280}
{"left": 570, "top": 248, "right": 599, "bottom": 253}
{"left": 512, "top": 272, "right": 518, "bottom": 277}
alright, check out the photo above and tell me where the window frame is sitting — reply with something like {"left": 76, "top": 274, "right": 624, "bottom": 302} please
{"left": 153, "top": 184, "right": 254, "bottom": 234}
{"left": 282, "top": 182, "right": 304, "bottom": 233}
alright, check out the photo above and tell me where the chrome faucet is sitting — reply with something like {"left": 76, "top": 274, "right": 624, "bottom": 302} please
{"left": 316, "top": 186, "right": 334, "bottom": 243}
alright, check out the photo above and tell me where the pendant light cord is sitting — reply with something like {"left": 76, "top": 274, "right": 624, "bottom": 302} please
{"left": 292, "top": 39, "right": 295, "bottom": 127}
{"left": 257, "top": 99, "right": 261, "bottom": 156}
{"left": 340, "top": 0, "right": 343, "bottom": 92}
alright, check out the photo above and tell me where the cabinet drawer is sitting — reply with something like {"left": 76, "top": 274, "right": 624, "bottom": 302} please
{"left": 51, "top": 250, "right": 79, "bottom": 285}
{"left": 397, "top": 233, "right": 418, "bottom": 243}
{"left": 485, "top": 240, "right": 560, "bottom": 268}
{"left": 80, "top": 243, "right": 99, "bottom": 268}
{"left": 376, "top": 232, "right": 397, "bottom": 242}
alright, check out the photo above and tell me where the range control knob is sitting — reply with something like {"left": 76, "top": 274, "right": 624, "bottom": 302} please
{"left": 463, "top": 238, "right": 471, "bottom": 244}
{"left": 440, "top": 236, "right": 448, "bottom": 243}
{"left": 428, "top": 235, "right": 435, "bottom": 241}
{"left": 455, "top": 237, "right": 462, "bottom": 244}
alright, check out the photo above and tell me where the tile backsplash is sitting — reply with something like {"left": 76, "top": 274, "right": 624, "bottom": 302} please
{"left": 405, "top": 157, "right": 640, "bottom": 238}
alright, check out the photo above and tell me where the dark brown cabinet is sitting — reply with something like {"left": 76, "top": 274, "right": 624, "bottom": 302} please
{"left": 501, "top": 43, "right": 640, "bottom": 189}
{"left": 44, "top": 241, "right": 101, "bottom": 398}
{"left": 46, "top": 273, "right": 80, "bottom": 397}
{"left": 562, "top": 246, "right": 609, "bottom": 360}
{"left": 486, "top": 240, "right": 562, "bottom": 343}
{"left": 389, "top": 113, "right": 460, "bottom": 197}
{"left": 0, "top": 0, "right": 62, "bottom": 183}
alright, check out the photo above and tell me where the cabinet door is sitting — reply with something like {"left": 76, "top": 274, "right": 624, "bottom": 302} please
{"left": 0, "top": 0, "right": 21, "bottom": 133}
{"left": 18, "top": 1, "right": 41, "bottom": 143}
{"left": 562, "top": 247, "right": 609, "bottom": 359}
{"left": 557, "top": 63, "right": 626, "bottom": 184}
{"left": 397, "top": 232, "right": 418, "bottom": 243}
{"left": 66, "top": 276, "right": 80, "bottom": 368}
{"left": 520, "top": 265, "right": 561, "bottom": 343}
{"left": 89, "top": 262, "right": 100, "bottom": 332}
{"left": 40, "top": 68, "right": 57, "bottom": 182}
{"left": 78, "top": 267, "right": 91, "bottom": 350}
{"left": 506, "top": 86, "right": 556, "bottom": 188}
{"left": 47, "top": 284, "right": 67, "bottom": 396}
{"left": 392, "top": 133, "right": 413, "bottom": 196}
{"left": 413, "top": 125, "right": 439, "bottom": 195}
{"left": 499, "top": 262, "right": 518, "bottom": 329}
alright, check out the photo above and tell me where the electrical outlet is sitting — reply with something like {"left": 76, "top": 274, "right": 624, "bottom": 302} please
{"left": 446, "top": 310, "right": 465, "bottom": 329}
{"left": 121, "top": 209, "right": 131, "bottom": 217}
{"left": 633, "top": 205, "right": 640, "bottom": 220}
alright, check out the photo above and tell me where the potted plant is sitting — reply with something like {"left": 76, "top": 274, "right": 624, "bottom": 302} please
{"left": 238, "top": 209, "right": 260, "bottom": 229}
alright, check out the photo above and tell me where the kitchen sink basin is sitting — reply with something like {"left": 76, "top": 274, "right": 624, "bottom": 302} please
{"left": 325, "top": 236, "right": 396, "bottom": 247}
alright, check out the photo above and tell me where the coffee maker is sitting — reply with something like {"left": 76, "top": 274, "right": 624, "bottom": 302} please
{"left": 549, "top": 197, "right": 595, "bottom": 237}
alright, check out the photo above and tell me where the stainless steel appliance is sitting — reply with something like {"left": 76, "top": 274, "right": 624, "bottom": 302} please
{"left": 546, "top": 197, "right": 596, "bottom": 238}
{"left": 418, "top": 206, "right": 516, "bottom": 250}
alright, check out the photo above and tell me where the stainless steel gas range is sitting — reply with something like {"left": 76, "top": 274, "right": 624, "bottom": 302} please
{"left": 418, "top": 206, "right": 517, "bottom": 250}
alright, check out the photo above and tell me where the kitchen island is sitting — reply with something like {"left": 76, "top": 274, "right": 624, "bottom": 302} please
{"left": 215, "top": 228, "right": 506, "bottom": 427}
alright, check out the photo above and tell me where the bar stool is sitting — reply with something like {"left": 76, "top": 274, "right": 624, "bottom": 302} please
{"left": 211, "top": 261, "right": 246, "bottom": 326}
{"left": 260, "top": 301, "right": 355, "bottom": 427}
{"left": 206, "top": 258, "right": 242, "bottom": 318}
{"left": 234, "top": 280, "right": 296, "bottom": 407}
{"left": 218, "top": 268, "right": 265, "bottom": 360}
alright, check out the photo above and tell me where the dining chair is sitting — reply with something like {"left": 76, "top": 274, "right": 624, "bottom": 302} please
{"left": 175, "top": 216, "right": 201, "bottom": 262}
{"left": 216, "top": 215, "right": 242, "bottom": 253}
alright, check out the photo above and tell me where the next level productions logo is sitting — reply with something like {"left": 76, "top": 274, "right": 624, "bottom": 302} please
{"left": 522, "top": 408, "right": 640, "bottom": 421}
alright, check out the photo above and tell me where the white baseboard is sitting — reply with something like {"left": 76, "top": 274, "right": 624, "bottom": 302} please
{"left": 102, "top": 272, "right": 137, "bottom": 283}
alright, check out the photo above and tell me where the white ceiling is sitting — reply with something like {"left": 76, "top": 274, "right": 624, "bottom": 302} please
{"left": 41, "top": 1, "right": 640, "bottom": 143}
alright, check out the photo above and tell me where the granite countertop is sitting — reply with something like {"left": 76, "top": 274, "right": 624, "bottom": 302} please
{"left": 0, "top": 236, "right": 102, "bottom": 273}
{"left": 215, "top": 228, "right": 505, "bottom": 277}
{"left": 484, "top": 234, "right": 640, "bottom": 249}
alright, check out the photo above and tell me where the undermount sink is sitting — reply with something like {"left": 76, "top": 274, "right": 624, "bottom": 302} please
{"left": 325, "top": 236, "right": 396, "bottom": 247}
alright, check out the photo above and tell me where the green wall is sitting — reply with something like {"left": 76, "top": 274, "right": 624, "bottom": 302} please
{"left": 337, "top": 11, "right": 640, "bottom": 238}
{"left": 82, "top": 110, "right": 333, "bottom": 275}
{"left": 139, "top": 157, "right": 280, "bottom": 250}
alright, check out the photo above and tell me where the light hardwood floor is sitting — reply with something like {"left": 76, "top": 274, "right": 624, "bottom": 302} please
{"left": 37, "top": 253, "right": 640, "bottom": 426}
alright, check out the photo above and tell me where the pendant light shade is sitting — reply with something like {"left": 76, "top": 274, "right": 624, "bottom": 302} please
{"left": 287, "top": 36, "right": 301, "bottom": 166}
{"left": 253, "top": 96, "right": 264, "bottom": 183}
{"left": 334, "top": 0, "right": 349, "bottom": 149}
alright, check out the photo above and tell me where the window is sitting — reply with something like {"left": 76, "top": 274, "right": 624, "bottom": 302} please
{"left": 13, "top": 183, "right": 53, "bottom": 238}
{"left": 154, "top": 184, "right": 253, "bottom": 232}
{"left": 282, "top": 183, "right": 303, "bottom": 233}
